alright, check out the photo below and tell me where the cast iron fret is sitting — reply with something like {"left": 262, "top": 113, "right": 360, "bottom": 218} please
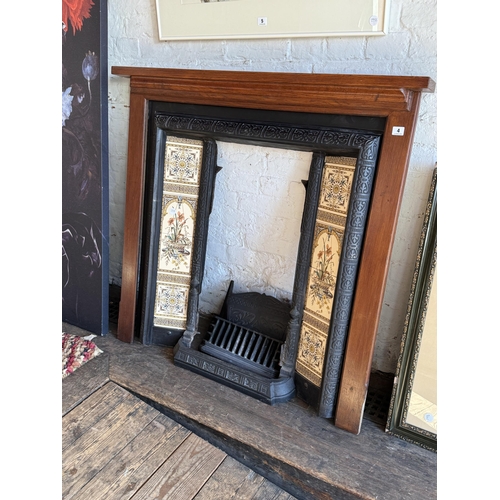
{"left": 200, "top": 317, "right": 283, "bottom": 378}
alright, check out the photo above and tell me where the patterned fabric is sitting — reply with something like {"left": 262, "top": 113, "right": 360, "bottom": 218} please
{"left": 62, "top": 332, "right": 103, "bottom": 379}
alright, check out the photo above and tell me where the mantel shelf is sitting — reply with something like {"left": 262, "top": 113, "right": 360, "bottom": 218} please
{"left": 112, "top": 67, "right": 435, "bottom": 115}
{"left": 112, "top": 66, "right": 435, "bottom": 92}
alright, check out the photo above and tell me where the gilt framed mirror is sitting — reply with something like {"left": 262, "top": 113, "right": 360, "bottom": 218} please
{"left": 386, "top": 167, "right": 437, "bottom": 452}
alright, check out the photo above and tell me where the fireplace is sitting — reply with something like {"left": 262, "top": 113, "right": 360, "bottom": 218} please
{"left": 112, "top": 67, "right": 435, "bottom": 434}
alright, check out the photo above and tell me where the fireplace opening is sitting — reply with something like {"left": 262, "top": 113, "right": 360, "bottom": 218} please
{"left": 199, "top": 141, "right": 312, "bottom": 314}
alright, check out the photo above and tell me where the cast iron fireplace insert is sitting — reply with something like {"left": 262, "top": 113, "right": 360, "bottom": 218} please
{"left": 136, "top": 99, "right": 383, "bottom": 408}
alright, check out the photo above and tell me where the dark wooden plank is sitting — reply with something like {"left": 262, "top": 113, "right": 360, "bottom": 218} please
{"left": 132, "top": 433, "right": 226, "bottom": 500}
{"left": 62, "top": 388, "right": 159, "bottom": 499}
{"left": 62, "top": 382, "right": 127, "bottom": 450}
{"left": 71, "top": 413, "right": 190, "bottom": 500}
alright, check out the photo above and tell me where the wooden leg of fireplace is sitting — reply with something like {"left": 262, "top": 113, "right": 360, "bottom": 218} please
{"left": 334, "top": 101, "right": 422, "bottom": 434}
{"left": 116, "top": 93, "right": 148, "bottom": 343}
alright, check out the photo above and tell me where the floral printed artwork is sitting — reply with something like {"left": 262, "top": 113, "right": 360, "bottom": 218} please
{"left": 153, "top": 137, "right": 204, "bottom": 330}
{"left": 62, "top": 0, "right": 94, "bottom": 34}
{"left": 296, "top": 157, "right": 357, "bottom": 386}
{"left": 62, "top": 0, "right": 107, "bottom": 334}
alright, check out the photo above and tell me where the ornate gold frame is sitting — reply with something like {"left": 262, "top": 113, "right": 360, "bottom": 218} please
{"left": 386, "top": 168, "right": 437, "bottom": 452}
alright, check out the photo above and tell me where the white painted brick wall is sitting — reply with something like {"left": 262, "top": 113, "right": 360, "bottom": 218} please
{"left": 200, "top": 143, "right": 311, "bottom": 312}
{"left": 107, "top": 0, "right": 437, "bottom": 373}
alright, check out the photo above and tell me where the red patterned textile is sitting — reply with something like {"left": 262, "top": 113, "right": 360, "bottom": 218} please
{"left": 62, "top": 332, "right": 102, "bottom": 378}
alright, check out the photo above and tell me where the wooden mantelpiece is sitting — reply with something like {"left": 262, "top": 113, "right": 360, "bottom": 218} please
{"left": 111, "top": 66, "right": 435, "bottom": 434}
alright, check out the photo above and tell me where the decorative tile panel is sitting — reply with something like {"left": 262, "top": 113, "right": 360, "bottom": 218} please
{"left": 296, "top": 324, "right": 328, "bottom": 386}
{"left": 295, "top": 156, "right": 356, "bottom": 386}
{"left": 153, "top": 136, "right": 204, "bottom": 330}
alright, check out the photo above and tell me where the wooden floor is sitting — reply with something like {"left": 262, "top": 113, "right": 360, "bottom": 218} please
{"left": 62, "top": 321, "right": 437, "bottom": 499}
{"left": 63, "top": 381, "right": 296, "bottom": 499}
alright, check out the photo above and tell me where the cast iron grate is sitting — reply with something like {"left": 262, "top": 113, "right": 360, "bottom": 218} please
{"left": 200, "top": 316, "right": 283, "bottom": 379}
{"left": 109, "top": 284, "right": 121, "bottom": 325}
{"left": 364, "top": 385, "right": 391, "bottom": 426}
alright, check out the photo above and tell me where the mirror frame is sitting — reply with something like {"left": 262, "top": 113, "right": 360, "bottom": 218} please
{"left": 386, "top": 167, "right": 437, "bottom": 452}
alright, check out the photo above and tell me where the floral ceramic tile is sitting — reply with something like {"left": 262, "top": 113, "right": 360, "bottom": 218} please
{"left": 319, "top": 161, "right": 356, "bottom": 215}
{"left": 164, "top": 140, "right": 202, "bottom": 184}
{"left": 158, "top": 195, "right": 198, "bottom": 274}
{"left": 295, "top": 324, "right": 327, "bottom": 387}
{"left": 153, "top": 136, "right": 204, "bottom": 330}
{"left": 155, "top": 283, "right": 190, "bottom": 323}
{"left": 295, "top": 157, "right": 356, "bottom": 386}
{"left": 304, "top": 224, "right": 342, "bottom": 320}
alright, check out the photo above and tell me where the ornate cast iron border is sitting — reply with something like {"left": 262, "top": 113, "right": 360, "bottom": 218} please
{"left": 155, "top": 113, "right": 380, "bottom": 158}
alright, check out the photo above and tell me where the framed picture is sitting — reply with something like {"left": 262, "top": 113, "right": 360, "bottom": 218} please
{"left": 386, "top": 168, "right": 437, "bottom": 452}
{"left": 155, "top": 0, "right": 390, "bottom": 41}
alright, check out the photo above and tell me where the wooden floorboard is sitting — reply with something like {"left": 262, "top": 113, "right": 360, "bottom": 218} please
{"left": 62, "top": 382, "right": 128, "bottom": 450}
{"left": 193, "top": 456, "right": 266, "bottom": 499}
{"left": 62, "top": 321, "right": 436, "bottom": 499}
{"left": 62, "top": 380, "right": 296, "bottom": 500}
{"left": 71, "top": 414, "right": 190, "bottom": 500}
{"left": 195, "top": 456, "right": 296, "bottom": 500}
{"left": 61, "top": 334, "right": 109, "bottom": 416}
{"left": 63, "top": 387, "right": 158, "bottom": 499}
{"left": 131, "top": 433, "right": 226, "bottom": 500}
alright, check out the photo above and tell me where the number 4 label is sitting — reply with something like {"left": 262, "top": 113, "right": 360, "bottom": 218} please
{"left": 392, "top": 126, "right": 405, "bottom": 136}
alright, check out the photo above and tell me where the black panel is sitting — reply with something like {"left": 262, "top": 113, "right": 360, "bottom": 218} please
{"left": 153, "top": 101, "right": 386, "bottom": 134}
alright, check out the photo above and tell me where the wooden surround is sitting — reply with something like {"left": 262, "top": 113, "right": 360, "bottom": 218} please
{"left": 111, "top": 66, "right": 435, "bottom": 434}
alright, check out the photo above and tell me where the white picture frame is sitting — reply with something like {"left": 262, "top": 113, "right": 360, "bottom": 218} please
{"left": 155, "top": 0, "right": 390, "bottom": 41}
